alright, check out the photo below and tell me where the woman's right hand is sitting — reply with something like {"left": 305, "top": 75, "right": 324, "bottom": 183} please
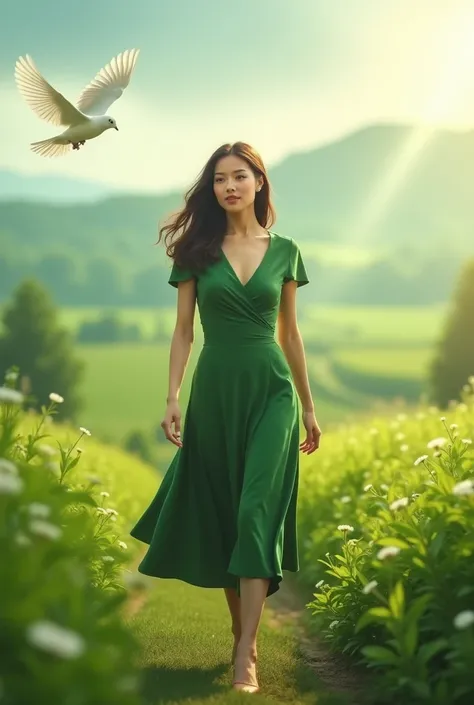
{"left": 160, "top": 401, "right": 183, "bottom": 447}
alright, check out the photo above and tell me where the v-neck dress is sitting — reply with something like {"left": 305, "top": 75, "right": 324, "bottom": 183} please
{"left": 129, "top": 231, "right": 309, "bottom": 598}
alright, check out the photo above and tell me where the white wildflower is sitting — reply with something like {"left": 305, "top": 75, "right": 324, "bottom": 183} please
{"left": 363, "top": 484, "right": 373, "bottom": 492}
{"left": 102, "top": 555, "right": 114, "bottom": 563}
{"left": 462, "top": 438, "right": 472, "bottom": 445}
{"left": 100, "top": 491, "right": 110, "bottom": 498}
{"left": 79, "top": 427, "right": 91, "bottom": 437}
{"left": 0, "top": 458, "right": 18, "bottom": 474}
{"left": 427, "top": 437, "right": 447, "bottom": 449}
{"left": 362, "top": 580, "right": 378, "bottom": 595}
{"left": 0, "top": 473, "right": 24, "bottom": 494}
{"left": 414, "top": 455, "right": 429, "bottom": 466}
{"left": 439, "top": 416, "right": 446, "bottom": 421}
{"left": 26, "top": 620, "right": 85, "bottom": 659}
{"left": 27, "top": 502, "right": 51, "bottom": 519}
{"left": 106, "top": 508, "right": 118, "bottom": 516}
{"left": 316, "top": 579, "right": 325, "bottom": 589}
{"left": 453, "top": 610, "right": 474, "bottom": 630}
{"left": 29, "top": 520, "right": 62, "bottom": 541}
{"left": 450, "top": 423, "right": 458, "bottom": 430}
{"left": 337, "top": 524, "right": 354, "bottom": 532}
{"left": 118, "top": 541, "right": 128, "bottom": 550}
{"left": 452, "top": 479, "right": 474, "bottom": 496}
{"left": 0, "top": 387, "right": 24, "bottom": 404}
{"left": 96, "top": 507, "right": 108, "bottom": 515}
{"left": 377, "top": 546, "right": 401, "bottom": 560}
{"left": 389, "top": 497, "right": 409, "bottom": 511}
{"left": 76, "top": 447, "right": 83, "bottom": 455}
{"left": 49, "top": 393, "right": 64, "bottom": 404}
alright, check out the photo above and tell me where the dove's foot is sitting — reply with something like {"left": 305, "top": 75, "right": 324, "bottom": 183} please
{"left": 70, "top": 141, "right": 86, "bottom": 151}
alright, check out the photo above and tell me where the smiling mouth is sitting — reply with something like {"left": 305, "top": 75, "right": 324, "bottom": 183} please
{"left": 226, "top": 196, "right": 239, "bottom": 201}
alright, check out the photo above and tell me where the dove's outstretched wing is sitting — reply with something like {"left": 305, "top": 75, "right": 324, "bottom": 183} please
{"left": 76, "top": 49, "right": 140, "bottom": 116}
{"left": 14, "top": 55, "right": 88, "bottom": 127}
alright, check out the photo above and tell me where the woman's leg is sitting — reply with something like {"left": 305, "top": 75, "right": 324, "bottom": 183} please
{"left": 233, "top": 577, "right": 270, "bottom": 691}
{"left": 223, "top": 587, "right": 241, "bottom": 662}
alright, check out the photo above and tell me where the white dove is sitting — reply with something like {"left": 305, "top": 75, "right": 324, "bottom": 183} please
{"left": 14, "top": 48, "right": 140, "bottom": 157}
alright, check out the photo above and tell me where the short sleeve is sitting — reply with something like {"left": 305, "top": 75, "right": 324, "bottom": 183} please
{"left": 168, "top": 260, "right": 195, "bottom": 288}
{"left": 283, "top": 239, "right": 309, "bottom": 287}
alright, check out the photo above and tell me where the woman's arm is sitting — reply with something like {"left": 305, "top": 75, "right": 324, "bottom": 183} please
{"left": 166, "top": 278, "right": 196, "bottom": 403}
{"left": 277, "top": 281, "right": 314, "bottom": 412}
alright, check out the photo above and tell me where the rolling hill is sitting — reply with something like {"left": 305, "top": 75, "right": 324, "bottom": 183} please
{"left": 1, "top": 122, "right": 473, "bottom": 274}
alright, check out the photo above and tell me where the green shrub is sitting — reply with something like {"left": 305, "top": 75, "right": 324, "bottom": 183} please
{"left": 0, "top": 368, "right": 150, "bottom": 705}
{"left": 300, "top": 377, "right": 474, "bottom": 704}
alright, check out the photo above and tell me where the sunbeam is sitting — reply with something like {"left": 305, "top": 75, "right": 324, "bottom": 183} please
{"left": 347, "top": 8, "right": 474, "bottom": 249}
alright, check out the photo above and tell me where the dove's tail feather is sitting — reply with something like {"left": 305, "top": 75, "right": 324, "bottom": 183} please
{"left": 30, "top": 137, "right": 70, "bottom": 158}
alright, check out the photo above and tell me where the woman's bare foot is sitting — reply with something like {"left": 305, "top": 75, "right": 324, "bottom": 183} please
{"left": 232, "top": 640, "right": 259, "bottom": 693}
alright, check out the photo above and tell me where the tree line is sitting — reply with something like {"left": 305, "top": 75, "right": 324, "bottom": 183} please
{"left": 0, "top": 249, "right": 467, "bottom": 306}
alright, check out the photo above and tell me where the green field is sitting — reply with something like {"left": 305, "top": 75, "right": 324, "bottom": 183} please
{"left": 333, "top": 347, "right": 432, "bottom": 377}
{"left": 53, "top": 304, "right": 448, "bottom": 443}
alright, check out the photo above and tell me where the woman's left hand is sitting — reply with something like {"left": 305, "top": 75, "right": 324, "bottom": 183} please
{"left": 300, "top": 411, "right": 322, "bottom": 454}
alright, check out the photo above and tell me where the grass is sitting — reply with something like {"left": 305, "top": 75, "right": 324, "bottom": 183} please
{"left": 128, "top": 575, "right": 351, "bottom": 705}
{"left": 75, "top": 341, "right": 201, "bottom": 442}
{"left": 333, "top": 347, "right": 433, "bottom": 378}
{"left": 300, "top": 304, "right": 447, "bottom": 344}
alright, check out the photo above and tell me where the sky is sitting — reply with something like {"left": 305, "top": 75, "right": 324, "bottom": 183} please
{"left": 2, "top": 0, "right": 474, "bottom": 192}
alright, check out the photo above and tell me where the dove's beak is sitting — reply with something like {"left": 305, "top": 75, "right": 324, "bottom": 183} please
{"left": 115, "top": 126, "right": 119, "bottom": 131}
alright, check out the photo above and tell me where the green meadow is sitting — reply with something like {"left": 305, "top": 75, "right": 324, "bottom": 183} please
{"left": 58, "top": 304, "right": 448, "bottom": 443}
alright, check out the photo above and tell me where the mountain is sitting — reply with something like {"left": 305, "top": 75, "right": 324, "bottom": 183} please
{"left": 0, "top": 168, "right": 118, "bottom": 203}
{"left": 1, "top": 123, "right": 474, "bottom": 269}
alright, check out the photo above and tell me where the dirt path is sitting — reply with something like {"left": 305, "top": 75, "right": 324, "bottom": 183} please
{"left": 266, "top": 574, "right": 370, "bottom": 705}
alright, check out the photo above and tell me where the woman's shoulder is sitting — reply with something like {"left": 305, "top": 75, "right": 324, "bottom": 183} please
{"left": 269, "top": 230, "right": 293, "bottom": 243}
{"left": 269, "top": 231, "right": 297, "bottom": 252}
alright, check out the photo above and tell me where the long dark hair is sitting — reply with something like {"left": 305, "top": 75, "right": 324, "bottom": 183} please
{"left": 156, "top": 142, "right": 276, "bottom": 273}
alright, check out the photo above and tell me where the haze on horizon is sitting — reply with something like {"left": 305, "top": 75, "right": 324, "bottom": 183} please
{"left": 2, "top": 0, "right": 474, "bottom": 193}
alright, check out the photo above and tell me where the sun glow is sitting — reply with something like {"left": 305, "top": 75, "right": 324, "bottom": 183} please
{"left": 348, "top": 9, "right": 474, "bottom": 247}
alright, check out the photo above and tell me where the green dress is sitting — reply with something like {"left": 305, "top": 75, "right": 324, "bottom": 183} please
{"left": 130, "top": 231, "right": 309, "bottom": 597}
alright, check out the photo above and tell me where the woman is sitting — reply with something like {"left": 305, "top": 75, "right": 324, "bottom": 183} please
{"left": 130, "top": 141, "right": 322, "bottom": 694}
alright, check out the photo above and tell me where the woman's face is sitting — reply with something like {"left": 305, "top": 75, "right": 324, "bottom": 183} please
{"left": 213, "top": 155, "right": 263, "bottom": 213}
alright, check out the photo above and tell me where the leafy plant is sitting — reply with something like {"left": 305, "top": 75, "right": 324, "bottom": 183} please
{"left": 0, "top": 366, "right": 150, "bottom": 705}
